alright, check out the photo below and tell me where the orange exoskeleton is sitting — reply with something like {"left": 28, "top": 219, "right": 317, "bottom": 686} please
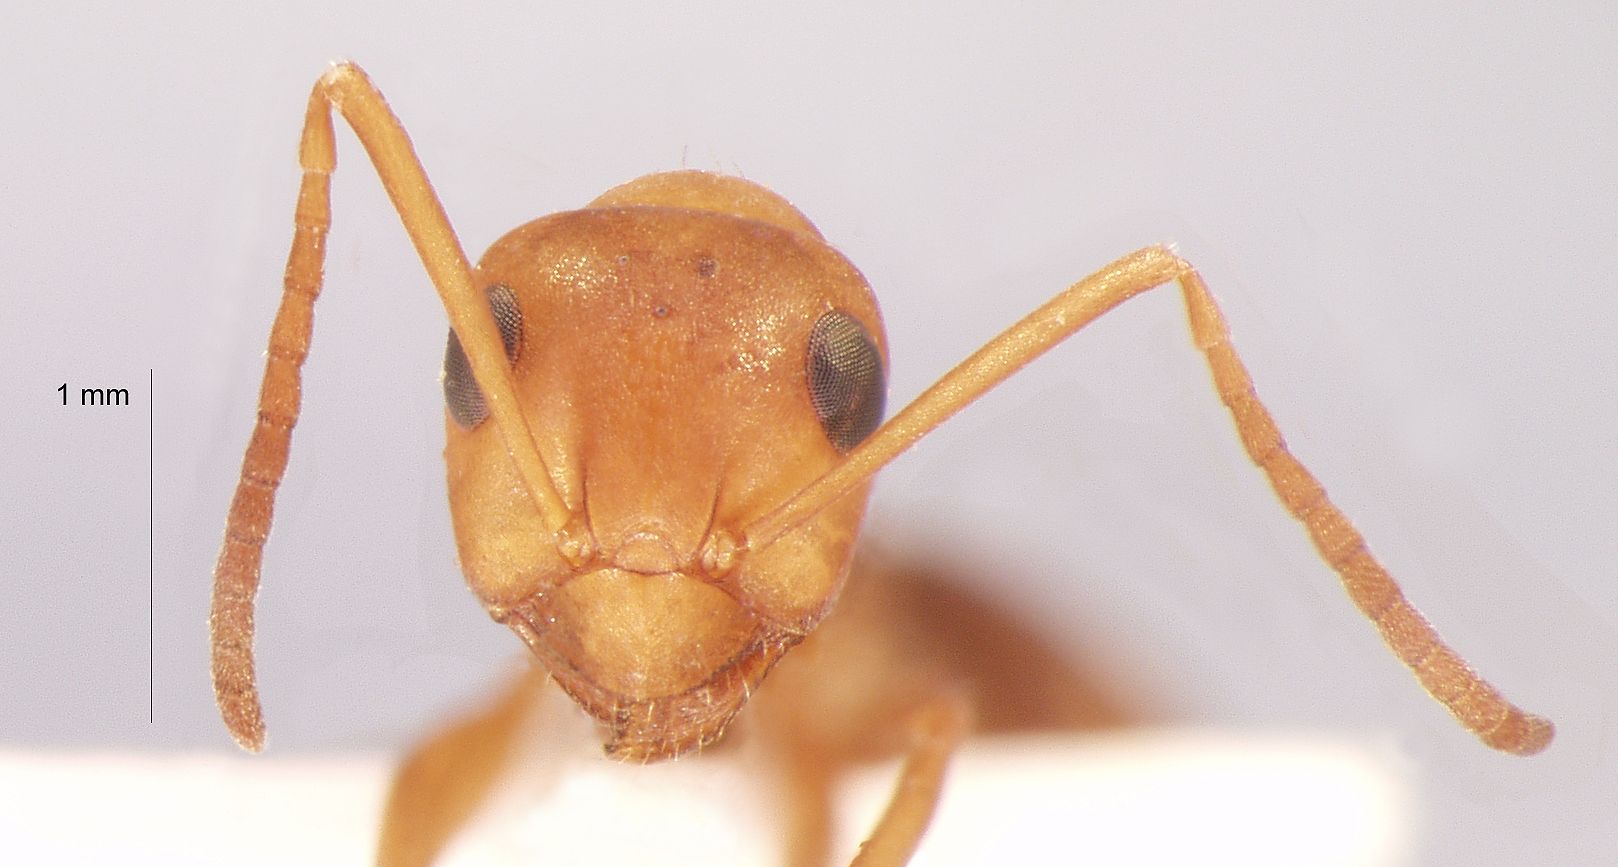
{"left": 210, "top": 62, "right": 1551, "bottom": 867}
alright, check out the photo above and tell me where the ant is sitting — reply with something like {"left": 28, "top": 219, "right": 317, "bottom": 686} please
{"left": 210, "top": 62, "right": 1550, "bottom": 866}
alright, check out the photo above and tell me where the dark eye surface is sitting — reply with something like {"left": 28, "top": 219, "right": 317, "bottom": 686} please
{"left": 443, "top": 284, "right": 523, "bottom": 428}
{"left": 806, "top": 310, "right": 885, "bottom": 452}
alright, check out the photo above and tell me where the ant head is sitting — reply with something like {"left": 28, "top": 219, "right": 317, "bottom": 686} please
{"left": 442, "top": 172, "right": 889, "bottom": 758}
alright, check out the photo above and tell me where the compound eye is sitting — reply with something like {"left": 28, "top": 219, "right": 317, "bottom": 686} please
{"left": 443, "top": 284, "right": 523, "bottom": 429}
{"left": 806, "top": 310, "right": 885, "bottom": 452}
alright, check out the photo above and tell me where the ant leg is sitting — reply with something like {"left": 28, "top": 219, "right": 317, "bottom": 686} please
{"left": 848, "top": 692, "right": 972, "bottom": 867}
{"left": 779, "top": 751, "right": 837, "bottom": 867}
{"left": 375, "top": 666, "right": 547, "bottom": 867}
{"left": 209, "top": 62, "right": 569, "bottom": 751}
{"left": 751, "top": 245, "right": 1550, "bottom": 755}
{"left": 750, "top": 562, "right": 978, "bottom": 867}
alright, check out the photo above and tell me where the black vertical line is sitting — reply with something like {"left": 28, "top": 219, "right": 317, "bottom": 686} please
{"left": 149, "top": 368, "right": 154, "bottom": 724}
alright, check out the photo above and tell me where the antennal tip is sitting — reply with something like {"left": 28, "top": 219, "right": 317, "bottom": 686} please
{"left": 1482, "top": 709, "right": 1554, "bottom": 756}
{"left": 215, "top": 686, "right": 267, "bottom": 753}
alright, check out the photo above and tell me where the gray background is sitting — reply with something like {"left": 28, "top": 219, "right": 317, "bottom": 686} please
{"left": 2, "top": 2, "right": 1614, "bottom": 864}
